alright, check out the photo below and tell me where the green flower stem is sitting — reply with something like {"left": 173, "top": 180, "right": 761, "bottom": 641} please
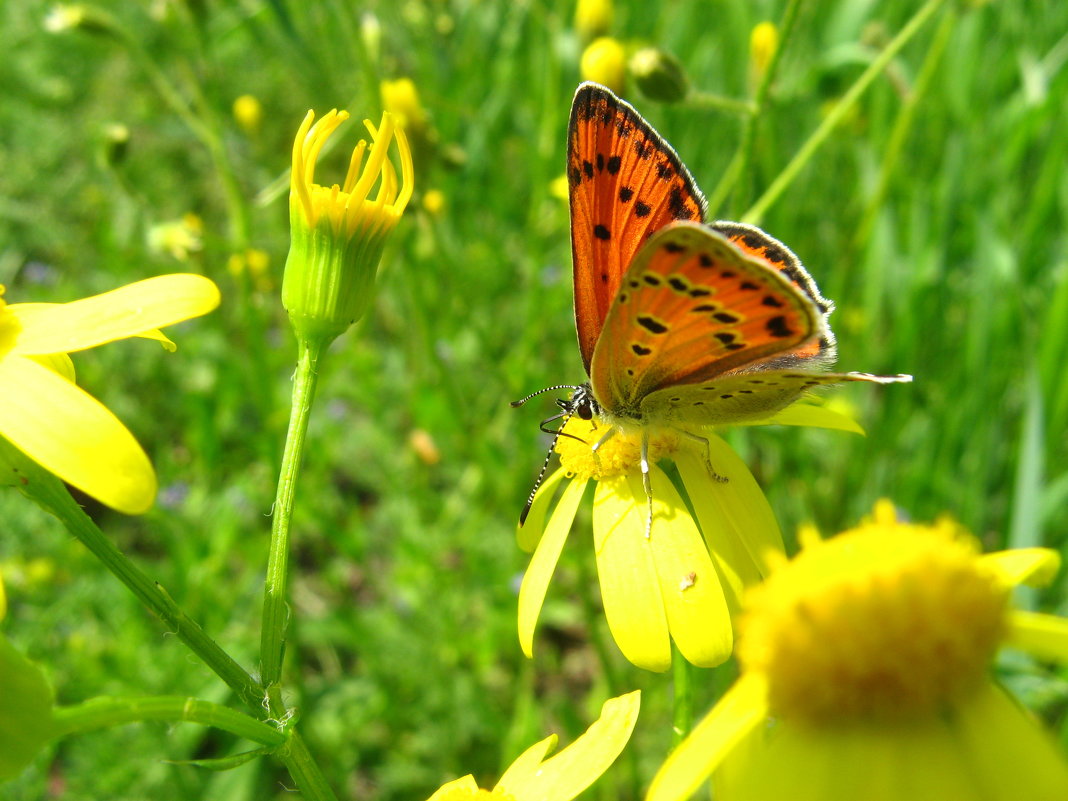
{"left": 16, "top": 466, "right": 263, "bottom": 711}
{"left": 742, "top": 0, "right": 948, "bottom": 226}
{"left": 853, "top": 8, "right": 957, "bottom": 251}
{"left": 260, "top": 335, "right": 324, "bottom": 691}
{"left": 706, "top": 0, "right": 803, "bottom": 218}
{"left": 671, "top": 644, "right": 693, "bottom": 745}
{"left": 687, "top": 92, "right": 756, "bottom": 117}
{"left": 280, "top": 730, "right": 341, "bottom": 801}
{"left": 52, "top": 696, "right": 286, "bottom": 746}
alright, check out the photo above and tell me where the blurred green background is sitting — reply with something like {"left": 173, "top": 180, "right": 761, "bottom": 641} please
{"left": 2, "top": 0, "right": 1067, "bottom": 798}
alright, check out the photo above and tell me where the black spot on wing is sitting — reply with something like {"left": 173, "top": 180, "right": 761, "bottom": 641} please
{"left": 594, "top": 224, "right": 611, "bottom": 240}
{"left": 619, "top": 186, "right": 634, "bottom": 202}
{"left": 635, "top": 201, "right": 651, "bottom": 217}
{"left": 632, "top": 343, "right": 652, "bottom": 356}
{"left": 607, "top": 155, "right": 622, "bottom": 174}
{"left": 637, "top": 315, "right": 668, "bottom": 334}
{"left": 766, "top": 316, "right": 793, "bottom": 338}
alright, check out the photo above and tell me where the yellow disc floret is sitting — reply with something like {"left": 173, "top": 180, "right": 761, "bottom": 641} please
{"left": 554, "top": 416, "right": 679, "bottom": 481}
{"left": 738, "top": 505, "right": 1009, "bottom": 724}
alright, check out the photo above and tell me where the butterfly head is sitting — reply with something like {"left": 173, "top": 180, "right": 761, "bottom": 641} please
{"left": 558, "top": 383, "right": 602, "bottom": 422}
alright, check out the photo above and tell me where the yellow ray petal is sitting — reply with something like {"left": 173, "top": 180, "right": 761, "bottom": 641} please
{"left": 496, "top": 735, "right": 557, "bottom": 792}
{"left": 747, "top": 402, "right": 865, "bottom": 433}
{"left": 593, "top": 476, "right": 670, "bottom": 672}
{"left": 426, "top": 775, "right": 479, "bottom": 801}
{"left": 501, "top": 691, "right": 640, "bottom": 801}
{"left": 517, "top": 466, "right": 569, "bottom": 553}
{"left": 1007, "top": 610, "right": 1068, "bottom": 665}
{"left": 675, "top": 433, "right": 784, "bottom": 579}
{"left": 11, "top": 274, "right": 219, "bottom": 355}
{"left": 518, "top": 476, "right": 587, "bottom": 658}
{"left": 0, "top": 355, "right": 156, "bottom": 514}
{"left": 647, "top": 675, "right": 767, "bottom": 801}
{"left": 981, "top": 548, "right": 1061, "bottom": 588}
{"left": 635, "top": 469, "right": 731, "bottom": 667}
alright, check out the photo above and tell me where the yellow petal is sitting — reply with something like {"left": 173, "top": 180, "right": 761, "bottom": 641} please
{"left": 747, "top": 402, "right": 865, "bottom": 434}
{"left": 11, "top": 274, "right": 219, "bottom": 355}
{"left": 28, "top": 352, "right": 75, "bottom": 382}
{"left": 500, "top": 691, "right": 640, "bottom": 801}
{"left": 496, "top": 735, "right": 557, "bottom": 790}
{"left": 981, "top": 548, "right": 1061, "bottom": 588}
{"left": 951, "top": 682, "right": 1068, "bottom": 799}
{"left": 636, "top": 470, "right": 731, "bottom": 667}
{"left": 0, "top": 355, "right": 156, "bottom": 514}
{"left": 517, "top": 466, "right": 569, "bottom": 553}
{"left": 1007, "top": 611, "right": 1068, "bottom": 665}
{"left": 675, "top": 434, "right": 784, "bottom": 580}
{"left": 647, "top": 675, "right": 767, "bottom": 801}
{"left": 518, "top": 476, "right": 587, "bottom": 658}
{"left": 426, "top": 775, "right": 479, "bottom": 801}
{"left": 0, "top": 570, "right": 6, "bottom": 621}
{"left": 593, "top": 474, "right": 671, "bottom": 672}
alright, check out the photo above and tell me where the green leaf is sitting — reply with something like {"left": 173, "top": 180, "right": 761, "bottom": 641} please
{"left": 0, "top": 633, "right": 55, "bottom": 780}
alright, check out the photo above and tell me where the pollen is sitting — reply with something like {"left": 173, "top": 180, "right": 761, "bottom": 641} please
{"left": 554, "top": 416, "right": 679, "bottom": 480}
{"left": 737, "top": 509, "right": 1009, "bottom": 725}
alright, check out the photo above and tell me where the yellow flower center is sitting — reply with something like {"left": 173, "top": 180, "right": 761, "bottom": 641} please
{"left": 554, "top": 415, "right": 680, "bottom": 481}
{"left": 738, "top": 504, "right": 1009, "bottom": 724}
{"left": 435, "top": 788, "right": 517, "bottom": 801}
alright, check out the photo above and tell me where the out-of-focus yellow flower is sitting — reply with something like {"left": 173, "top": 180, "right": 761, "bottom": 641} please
{"left": 749, "top": 21, "right": 778, "bottom": 78}
{"left": 381, "top": 78, "right": 428, "bottom": 133}
{"left": 648, "top": 501, "right": 1068, "bottom": 801}
{"left": 147, "top": 213, "right": 203, "bottom": 262}
{"left": 0, "top": 276, "right": 220, "bottom": 514}
{"left": 227, "top": 248, "right": 273, "bottom": 292}
{"left": 421, "top": 189, "right": 445, "bottom": 217}
{"left": 427, "top": 692, "right": 640, "bottom": 801}
{"left": 580, "top": 37, "right": 626, "bottom": 95}
{"left": 574, "top": 0, "right": 613, "bottom": 41}
{"left": 549, "top": 174, "right": 570, "bottom": 201}
{"left": 233, "top": 94, "right": 264, "bottom": 134}
{"left": 408, "top": 428, "right": 441, "bottom": 465}
{"left": 282, "top": 108, "right": 414, "bottom": 343}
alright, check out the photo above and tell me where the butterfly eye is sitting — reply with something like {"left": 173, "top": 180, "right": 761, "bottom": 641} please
{"left": 576, "top": 403, "right": 594, "bottom": 421}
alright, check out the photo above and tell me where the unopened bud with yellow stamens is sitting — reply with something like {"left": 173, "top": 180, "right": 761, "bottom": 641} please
{"left": 580, "top": 37, "right": 626, "bottom": 95}
{"left": 630, "top": 47, "right": 689, "bottom": 103}
{"left": 282, "top": 109, "right": 414, "bottom": 344}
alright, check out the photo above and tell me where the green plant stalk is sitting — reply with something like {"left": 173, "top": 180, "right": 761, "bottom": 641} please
{"left": 260, "top": 335, "right": 324, "bottom": 691}
{"left": 280, "top": 730, "right": 341, "bottom": 801}
{"left": 687, "top": 91, "right": 756, "bottom": 117}
{"left": 706, "top": 0, "right": 804, "bottom": 218}
{"left": 742, "top": 0, "right": 948, "bottom": 226}
{"left": 52, "top": 696, "right": 286, "bottom": 746}
{"left": 853, "top": 8, "right": 956, "bottom": 252}
{"left": 15, "top": 466, "right": 263, "bottom": 711}
{"left": 671, "top": 644, "right": 693, "bottom": 745}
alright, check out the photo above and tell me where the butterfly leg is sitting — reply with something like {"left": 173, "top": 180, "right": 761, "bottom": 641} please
{"left": 640, "top": 430, "right": 654, "bottom": 539}
{"left": 588, "top": 424, "right": 617, "bottom": 473}
{"left": 675, "top": 428, "right": 729, "bottom": 484}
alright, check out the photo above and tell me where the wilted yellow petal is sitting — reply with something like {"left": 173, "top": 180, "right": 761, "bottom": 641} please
{"left": 518, "top": 476, "right": 587, "bottom": 658}
{"left": 593, "top": 473, "right": 671, "bottom": 671}
{"left": 11, "top": 274, "right": 219, "bottom": 355}
{"left": 0, "top": 355, "right": 155, "bottom": 514}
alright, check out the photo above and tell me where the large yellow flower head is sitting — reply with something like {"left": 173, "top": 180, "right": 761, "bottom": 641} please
{"left": 426, "top": 691, "right": 639, "bottom": 801}
{"left": 0, "top": 275, "right": 219, "bottom": 514}
{"left": 648, "top": 501, "right": 1068, "bottom": 801}
{"left": 282, "top": 108, "right": 414, "bottom": 343}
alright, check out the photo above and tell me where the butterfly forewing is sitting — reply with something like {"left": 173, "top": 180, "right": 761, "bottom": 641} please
{"left": 589, "top": 222, "right": 826, "bottom": 419}
{"left": 568, "top": 82, "right": 707, "bottom": 373}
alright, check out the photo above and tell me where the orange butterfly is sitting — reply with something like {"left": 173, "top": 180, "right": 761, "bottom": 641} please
{"left": 515, "top": 83, "right": 910, "bottom": 527}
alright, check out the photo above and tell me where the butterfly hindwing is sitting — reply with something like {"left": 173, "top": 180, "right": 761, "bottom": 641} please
{"left": 640, "top": 370, "right": 911, "bottom": 427}
{"left": 588, "top": 221, "right": 828, "bottom": 419}
{"left": 568, "top": 82, "right": 707, "bottom": 373}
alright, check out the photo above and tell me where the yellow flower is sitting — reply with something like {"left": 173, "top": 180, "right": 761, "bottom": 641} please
{"left": 233, "top": 94, "right": 263, "bottom": 134}
{"left": 574, "top": 0, "right": 613, "bottom": 41}
{"left": 422, "top": 189, "right": 446, "bottom": 217}
{"left": 0, "top": 275, "right": 220, "bottom": 514}
{"left": 427, "top": 691, "right": 640, "bottom": 801}
{"left": 520, "top": 404, "right": 861, "bottom": 672}
{"left": 647, "top": 501, "right": 1068, "bottom": 801}
{"left": 580, "top": 37, "right": 627, "bottom": 95}
{"left": 380, "top": 78, "right": 428, "bottom": 134}
{"left": 282, "top": 108, "right": 414, "bottom": 343}
{"left": 749, "top": 21, "right": 778, "bottom": 78}
{"left": 147, "top": 213, "right": 203, "bottom": 262}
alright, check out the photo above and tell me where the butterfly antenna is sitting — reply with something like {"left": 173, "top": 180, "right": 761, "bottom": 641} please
{"left": 519, "top": 411, "right": 574, "bottom": 526}
{"left": 510, "top": 385, "right": 583, "bottom": 408}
